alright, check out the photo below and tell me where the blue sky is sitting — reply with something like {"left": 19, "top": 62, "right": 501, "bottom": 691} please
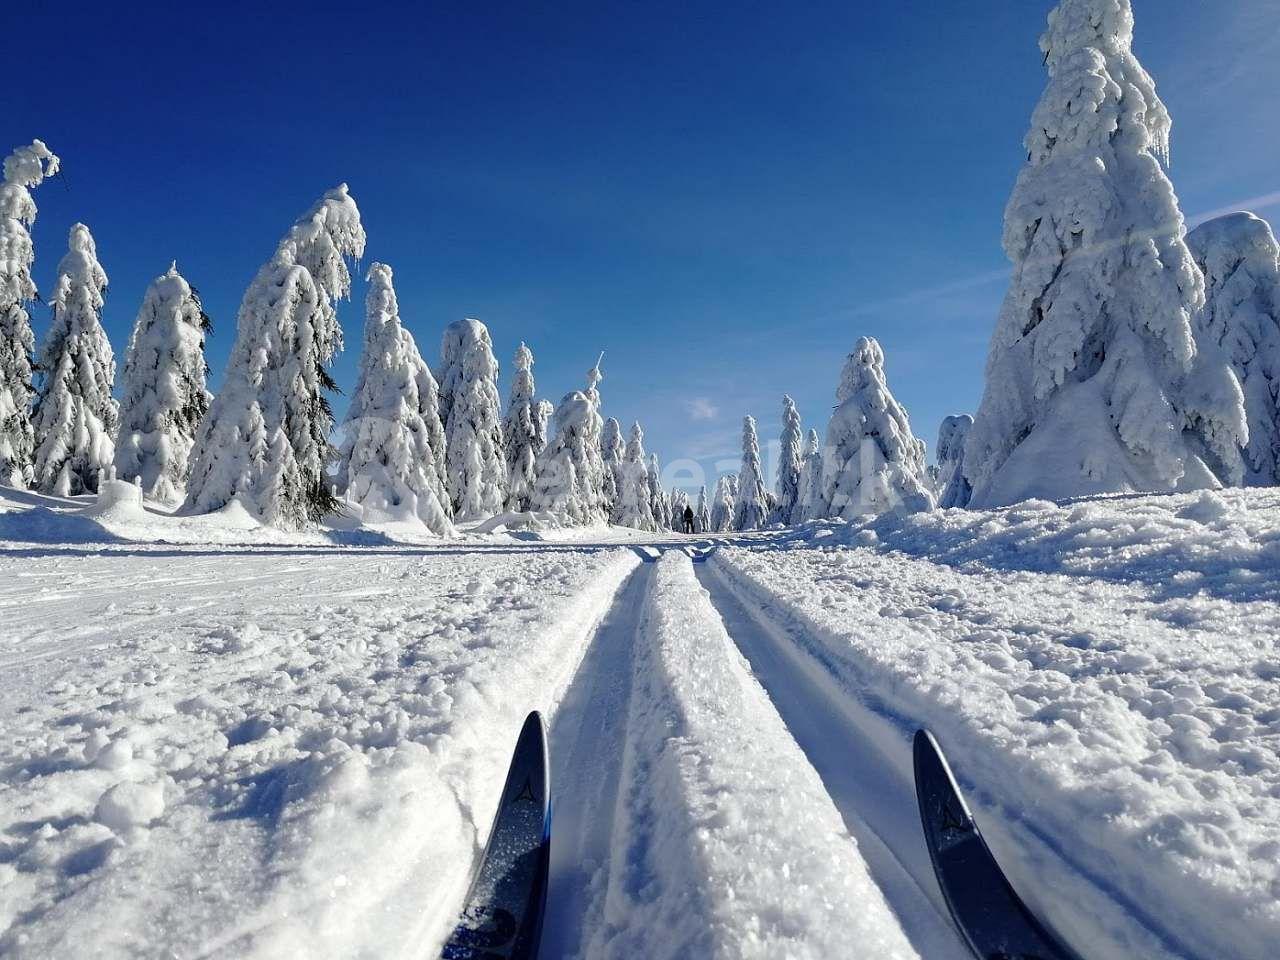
{"left": 10, "top": 0, "right": 1280, "bottom": 491}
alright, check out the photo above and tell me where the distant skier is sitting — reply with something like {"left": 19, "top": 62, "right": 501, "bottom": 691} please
{"left": 683, "top": 504, "right": 695, "bottom": 533}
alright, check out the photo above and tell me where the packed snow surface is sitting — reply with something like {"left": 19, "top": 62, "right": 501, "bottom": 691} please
{"left": 1, "top": 484, "right": 1278, "bottom": 959}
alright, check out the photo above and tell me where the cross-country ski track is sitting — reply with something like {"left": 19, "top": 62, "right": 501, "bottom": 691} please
{"left": 3, "top": 527, "right": 1276, "bottom": 958}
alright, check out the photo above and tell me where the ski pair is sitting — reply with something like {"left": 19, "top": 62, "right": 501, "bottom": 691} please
{"left": 915, "top": 729, "right": 1083, "bottom": 960}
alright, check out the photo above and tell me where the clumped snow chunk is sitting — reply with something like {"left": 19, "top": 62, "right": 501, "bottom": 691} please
{"left": 586, "top": 553, "right": 921, "bottom": 959}
{"left": 437, "top": 318, "right": 505, "bottom": 521}
{"left": 32, "top": 223, "right": 117, "bottom": 496}
{"left": 95, "top": 780, "right": 165, "bottom": 834}
{"left": 114, "top": 264, "right": 212, "bottom": 503}
{"left": 964, "top": 0, "right": 1246, "bottom": 507}
{"left": 733, "top": 415, "right": 769, "bottom": 531}
{"left": 184, "top": 185, "right": 366, "bottom": 527}
{"left": 1187, "top": 212, "right": 1280, "bottom": 485}
{"left": 0, "top": 139, "right": 59, "bottom": 487}
{"left": 819, "top": 337, "right": 935, "bottom": 518}
{"left": 335, "top": 263, "right": 453, "bottom": 536}
{"left": 935, "top": 414, "right": 973, "bottom": 508}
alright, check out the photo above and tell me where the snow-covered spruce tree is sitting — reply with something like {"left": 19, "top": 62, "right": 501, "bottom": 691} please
{"left": 709, "top": 474, "right": 735, "bottom": 532}
{"left": 774, "top": 395, "right": 803, "bottom": 524}
{"left": 647, "top": 453, "right": 669, "bottom": 530}
{"left": 694, "top": 485, "right": 711, "bottom": 533}
{"left": 502, "top": 342, "right": 541, "bottom": 512}
{"left": 733, "top": 415, "right": 770, "bottom": 530}
{"left": 819, "top": 337, "right": 935, "bottom": 518}
{"left": 184, "top": 185, "right": 365, "bottom": 526}
{"left": 0, "top": 140, "right": 59, "bottom": 487}
{"left": 936, "top": 414, "right": 974, "bottom": 509}
{"left": 437, "top": 318, "right": 505, "bottom": 521}
{"left": 600, "top": 416, "right": 625, "bottom": 517}
{"left": 964, "top": 0, "right": 1245, "bottom": 506}
{"left": 335, "top": 263, "right": 453, "bottom": 535}
{"left": 795, "top": 428, "right": 823, "bottom": 522}
{"left": 529, "top": 390, "right": 609, "bottom": 525}
{"left": 612, "top": 422, "right": 656, "bottom": 530}
{"left": 669, "top": 487, "right": 690, "bottom": 530}
{"left": 580, "top": 354, "right": 609, "bottom": 521}
{"left": 114, "top": 264, "right": 212, "bottom": 503}
{"left": 32, "top": 224, "right": 117, "bottom": 496}
{"left": 1186, "top": 213, "right": 1280, "bottom": 485}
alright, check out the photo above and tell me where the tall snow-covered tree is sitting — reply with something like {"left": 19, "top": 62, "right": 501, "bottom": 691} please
{"left": 438, "top": 318, "right": 505, "bottom": 521}
{"left": 819, "top": 337, "right": 935, "bottom": 518}
{"left": 335, "top": 263, "right": 452, "bottom": 535}
{"left": 185, "top": 185, "right": 366, "bottom": 526}
{"left": 936, "top": 414, "right": 974, "bottom": 509}
{"left": 114, "top": 264, "right": 212, "bottom": 503}
{"left": 580, "top": 354, "right": 609, "bottom": 520}
{"left": 669, "top": 487, "right": 691, "bottom": 530}
{"left": 1187, "top": 212, "right": 1280, "bottom": 485}
{"left": 600, "top": 416, "right": 625, "bottom": 517}
{"left": 647, "top": 453, "right": 669, "bottom": 530}
{"left": 733, "top": 415, "right": 770, "bottom": 530}
{"left": 795, "top": 428, "right": 823, "bottom": 523}
{"left": 612, "top": 422, "right": 656, "bottom": 531}
{"left": 709, "top": 474, "right": 735, "bottom": 532}
{"left": 32, "top": 224, "right": 117, "bottom": 496}
{"left": 529, "top": 390, "right": 609, "bottom": 525}
{"left": 694, "top": 485, "right": 711, "bottom": 534}
{"left": 774, "top": 395, "right": 804, "bottom": 524}
{"left": 964, "top": 0, "right": 1245, "bottom": 506}
{"left": 0, "top": 140, "right": 59, "bottom": 487}
{"left": 502, "top": 342, "right": 541, "bottom": 512}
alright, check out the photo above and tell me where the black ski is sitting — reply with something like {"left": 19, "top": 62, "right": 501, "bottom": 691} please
{"left": 913, "top": 729, "right": 1083, "bottom": 960}
{"left": 442, "top": 711, "right": 551, "bottom": 960}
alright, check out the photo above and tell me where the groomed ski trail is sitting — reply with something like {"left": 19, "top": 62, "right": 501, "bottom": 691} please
{"left": 542, "top": 563, "right": 654, "bottom": 959}
{"left": 578, "top": 552, "right": 923, "bottom": 960}
{"left": 694, "top": 560, "right": 968, "bottom": 960}
{"left": 705, "top": 550, "right": 1193, "bottom": 960}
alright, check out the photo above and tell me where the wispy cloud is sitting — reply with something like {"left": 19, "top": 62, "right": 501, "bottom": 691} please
{"left": 686, "top": 396, "right": 720, "bottom": 421}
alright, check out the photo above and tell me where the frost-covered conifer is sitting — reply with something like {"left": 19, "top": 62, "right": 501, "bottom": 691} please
{"left": 1186, "top": 213, "right": 1280, "bottom": 485}
{"left": 819, "top": 337, "right": 935, "bottom": 518}
{"left": 612, "top": 422, "right": 656, "bottom": 530}
{"left": 32, "top": 224, "right": 117, "bottom": 495}
{"left": 795, "top": 428, "right": 823, "bottom": 522}
{"left": 936, "top": 414, "right": 974, "bottom": 509}
{"left": 580, "top": 354, "right": 609, "bottom": 520}
{"left": 529, "top": 390, "right": 609, "bottom": 525}
{"left": 964, "top": 0, "right": 1245, "bottom": 506}
{"left": 774, "top": 395, "right": 803, "bottom": 524}
{"left": 335, "top": 263, "right": 452, "bottom": 535}
{"left": 185, "top": 185, "right": 365, "bottom": 526}
{"left": 694, "top": 485, "right": 711, "bottom": 534}
{"left": 114, "top": 264, "right": 212, "bottom": 503}
{"left": 536, "top": 400, "right": 553, "bottom": 451}
{"left": 0, "top": 140, "right": 59, "bottom": 487}
{"left": 733, "top": 415, "right": 770, "bottom": 530}
{"left": 600, "top": 416, "right": 624, "bottom": 516}
{"left": 669, "top": 488, "right": 690, "bottom": 530}
{"left": 502, "top": 342, "right": 541, "bottom": 511}
{"left": 438, "top": 318, "right": 505, "bottom": 520}
{"left": 709, "top": 474, "right": 735, "bottom": 533}
{"left": 647, "top": 453, "right": 669, "bottom": 530}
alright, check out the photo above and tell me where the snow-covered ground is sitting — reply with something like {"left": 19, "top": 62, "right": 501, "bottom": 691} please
{"left": 2, "top": 485, "right": 1278, "bottom": 959}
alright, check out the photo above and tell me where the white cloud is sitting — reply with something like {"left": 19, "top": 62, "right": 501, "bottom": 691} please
{"left": 686, "top": 396, "right": 719, "bottom": 421}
